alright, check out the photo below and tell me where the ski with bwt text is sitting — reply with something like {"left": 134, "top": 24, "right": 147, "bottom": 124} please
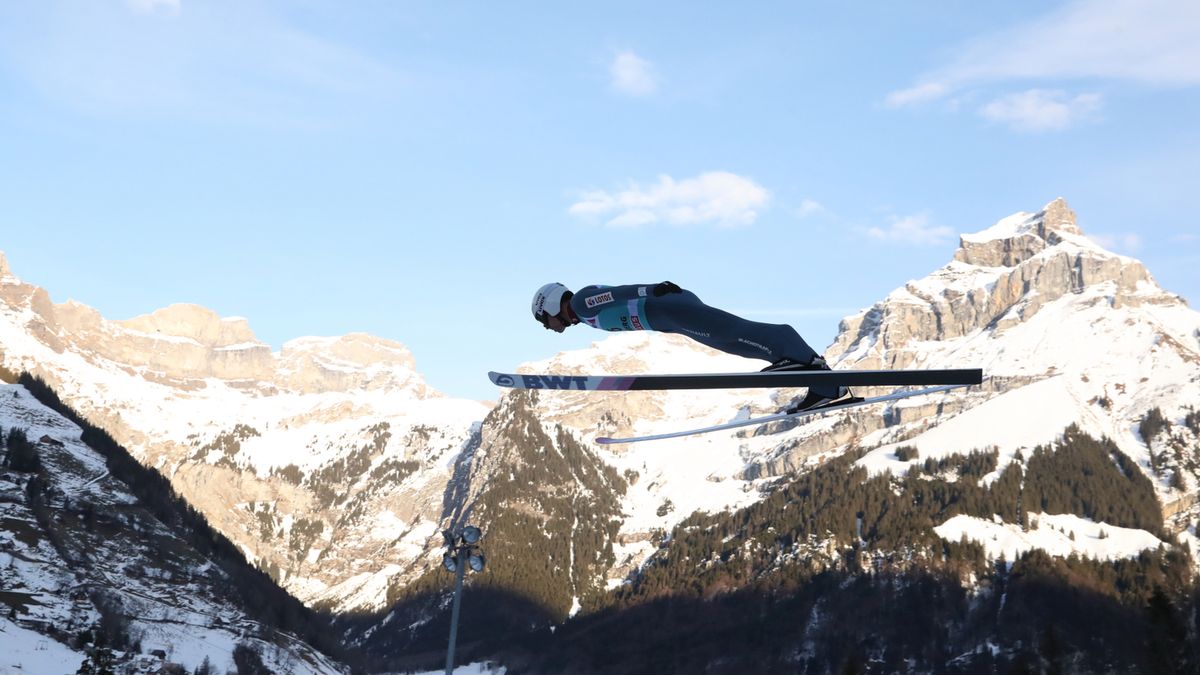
{"left": 488, "top": 368, "right": 983, "bottom": 443}
{"left": 487, "top": 368, "right": 982, "bottom": 391}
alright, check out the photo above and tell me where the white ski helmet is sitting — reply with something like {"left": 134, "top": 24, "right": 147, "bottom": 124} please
{"left": 531, "top": 282, "right": 569, "bottom": 321}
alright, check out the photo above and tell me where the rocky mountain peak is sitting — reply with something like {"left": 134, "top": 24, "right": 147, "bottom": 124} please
{"left": 832, "top": 199, "right": 1171, "bottom": 370}
{"left": 278, "top": 333, "right": 427, "bottom": 394}
{"left": 118, "top": 303, "right": 261, "bottom": 348}
{"left": 953, "top": 197, "right": 1084, "bottom": 268}
{"left": 0, "top": 256, "right": 437, "bottom": 398}
{"left": 1040, "top": 197, "right": 1082, "bottom": 235}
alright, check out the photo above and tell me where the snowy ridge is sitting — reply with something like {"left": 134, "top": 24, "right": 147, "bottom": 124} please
{"left": 959, "top": 210, "right": 1037, "bottom": 244}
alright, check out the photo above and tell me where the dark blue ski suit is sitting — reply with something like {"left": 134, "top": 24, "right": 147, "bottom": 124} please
{"left": 569, "top": 282, "right": 834, "bottom": 396}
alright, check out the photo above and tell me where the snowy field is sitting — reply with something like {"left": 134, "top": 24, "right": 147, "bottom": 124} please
{"left": 0, "top": 617, "right": 85, "bottom": 674}
{"left": 934, "top": 512, "right": 1165, "bottom": 563}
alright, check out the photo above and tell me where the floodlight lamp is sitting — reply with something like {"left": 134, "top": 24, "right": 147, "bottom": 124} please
{"left": 468, "top": 553, "right": 486, "bottom": 572}
{"left": 462, "top": 525, "right": 482, "bottom": 545}
{"left": 442, "top": 553, "right": 458, "bottom": 573}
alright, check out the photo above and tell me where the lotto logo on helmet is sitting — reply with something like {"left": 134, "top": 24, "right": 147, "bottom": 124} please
{"left": 532, "top": 283, "right": 568, "bottom": 318}
{"left": 585, "top": 292, "right": 614, "bottom": 308}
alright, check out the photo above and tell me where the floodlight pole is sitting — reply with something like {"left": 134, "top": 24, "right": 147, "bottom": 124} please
{"left": 445, "top": 546, "right": 467, "bottom": 675}
{"left": 443, "top": 525, "right": 484, "bottom": 675}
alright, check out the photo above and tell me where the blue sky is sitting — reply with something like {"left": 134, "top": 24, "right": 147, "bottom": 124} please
{"left": 1, "top": 0, "right": 1197, "bottom": 400}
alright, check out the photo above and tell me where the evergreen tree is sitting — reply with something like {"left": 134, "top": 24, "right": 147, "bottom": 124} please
{"left": 1183, "top": 407, "right": 1200, "bottom": 435}
{"left": 232, "top": 643, "right": 271, "bottom": 675}
{"left": 1139, "top": 408, "right": 1169, "bottom": 444}
{"left": 4, "top": 427, "right": 40, "bottom": 472}
{"left": 74, "top": 633, "right": 116, "bottom": 675}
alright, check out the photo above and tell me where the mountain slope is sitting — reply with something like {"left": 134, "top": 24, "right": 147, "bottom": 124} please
{"left": 0, "top": 380, "right": 348, "bottom": 674}
{"left": 827, "top": 199, "right": 1200, "bottom": 544}
{"left": 0, "top": 256, "right": 488, "bottom": 613}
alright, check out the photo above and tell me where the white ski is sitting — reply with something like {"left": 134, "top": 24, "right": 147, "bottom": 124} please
{"left": 594, "top": 385, "right": 967, "bottom": 445}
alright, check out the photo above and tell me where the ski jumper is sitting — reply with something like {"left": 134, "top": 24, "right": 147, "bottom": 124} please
{"left": 570, "top": 283, "right": 836, "bottom": 397}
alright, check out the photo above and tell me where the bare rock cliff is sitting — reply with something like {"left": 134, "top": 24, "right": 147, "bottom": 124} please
{"left": 830, "top": 198, "right": 1169, "bottom": 371}
{"left": 0, "top": 261, "right": 431, "bottom": 397}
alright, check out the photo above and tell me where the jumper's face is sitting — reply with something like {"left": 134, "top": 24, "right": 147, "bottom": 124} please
{"left": 538, "top": 296, "right": 576, "bottom": 333}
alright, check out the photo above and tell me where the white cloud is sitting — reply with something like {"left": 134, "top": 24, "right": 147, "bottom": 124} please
{"left": 885, "top": 82, "right": 948, "bottom": 108}
{"left": 127, "top": 0, "right": 180, "bottom": 14}
{"left": 979, "top": 89, "right": 1101, "bottom": 132}
{"left": 794, "top": 199, "right": 827, "bottom": 219}
{"left": 866, "top": 213, "right": 954, "bottom": 246}
{"left": 886, "top": 0, "right": 1200, "bottom": 105}
{"left": 610, "top": 50, "right": 658, "bottom": 96}
{"left": 569, "top": 171, "right": 770, "bottom": 228}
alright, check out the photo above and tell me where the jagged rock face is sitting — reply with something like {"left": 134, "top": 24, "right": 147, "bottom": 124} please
{"left": 831, "top": 197, "right": 1165, "bottom": 371}
{"left": 953, "top": 198, "right": 1082, "bottom": 267}
{"left": 0, "top": 268, "right": 429, "bottom": 396}
{"left": 755, "top": 199, "right": 1200, "bottom": 527}
{"left": 279, "top": 334, "right": 429, "bottom": 394}
{"left": 120, "top": 303, "right": 259, "bottom": 346}
{"left": 107, "top": 304, "right": 276, "bottom": 381}
{"left": 0, "top": 256, "right": 478, "bottom": 613}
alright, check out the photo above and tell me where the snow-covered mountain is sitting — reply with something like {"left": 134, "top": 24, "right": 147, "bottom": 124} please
{"left": 830, "top": 198, "right": 1200, "bottom": 552}
{"left": 476, "top": 198, "right": 1200, "bottom": 584}
{"left": 0, "top": 256, "right": 488, "bottom": 614}
{"left": 0, "top": 382, "right": 346, "bottom": 674}
{"left": 2, "top": 197, "right": 1198, "bottom": 668}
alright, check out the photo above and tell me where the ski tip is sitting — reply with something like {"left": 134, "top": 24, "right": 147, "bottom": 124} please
{"left": 595, "top": 437, "right": 618, "bottom": 445}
